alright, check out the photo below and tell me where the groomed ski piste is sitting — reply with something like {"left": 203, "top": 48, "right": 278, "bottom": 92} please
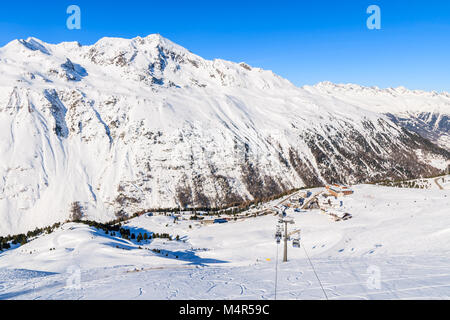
{"left": 1, "top": 179, "right": 450, "bottom": 300}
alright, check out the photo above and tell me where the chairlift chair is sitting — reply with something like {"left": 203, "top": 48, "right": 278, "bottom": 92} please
{"left": 292, "top": 232, "right": 301, "bottom": 248}
{"left": 275, "top": 224, "right": 282, "bottom": 243}
{"left": 275, "top": 225, "right": 282, "bottom": 240}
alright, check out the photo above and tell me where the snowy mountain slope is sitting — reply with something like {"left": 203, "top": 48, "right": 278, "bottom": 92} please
{"left": 1, "top": 184, "right": 449, "bottom": 299}
{"left": 307, "top": 82, "right": 450, "bottom": 151}
{"left": 0, "top": 35, "right": 449, "bottom": 235}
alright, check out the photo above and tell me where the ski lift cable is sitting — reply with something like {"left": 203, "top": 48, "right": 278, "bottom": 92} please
{"left": 302, "top": 244, "right": 329, "bottom": 300}
{"left": 274, "top": 241, "right": 279, "bottom": 300}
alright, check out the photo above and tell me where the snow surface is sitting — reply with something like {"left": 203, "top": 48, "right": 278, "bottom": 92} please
{"left": 1, "top": 184, "right": 449, "bottom": 300}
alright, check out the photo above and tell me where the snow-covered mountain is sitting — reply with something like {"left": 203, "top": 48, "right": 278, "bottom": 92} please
{"left": 308, "top": 82, "right": 450, "bottom": 151}
{"left": 0, "top": 34, "right": 449, "bottom": 235}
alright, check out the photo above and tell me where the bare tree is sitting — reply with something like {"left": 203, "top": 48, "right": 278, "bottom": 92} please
{"left": 69, "top": 202, "right": 84, "bottom": 221}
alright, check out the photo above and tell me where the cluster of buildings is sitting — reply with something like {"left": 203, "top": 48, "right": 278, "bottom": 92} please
{"left": 321, "top": 185, "right": 354, "bottom": 221}
{"left": 148, "top": 184, "right": 356, "bottom": 225}
{"left": 283, "top": 184, "right": 355, "bottom": 222}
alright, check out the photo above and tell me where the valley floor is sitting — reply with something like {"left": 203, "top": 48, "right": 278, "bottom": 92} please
{"left": 1, "top": 182, "right": 449, "bottom": 300}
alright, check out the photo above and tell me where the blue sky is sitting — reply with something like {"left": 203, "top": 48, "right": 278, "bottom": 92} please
{"left": 1, "top": 0, "right": 449, "bottom": 91}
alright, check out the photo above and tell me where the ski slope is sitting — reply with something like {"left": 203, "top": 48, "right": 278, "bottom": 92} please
{"left": 1, "top": 184, "right": 449, "bottom": 300}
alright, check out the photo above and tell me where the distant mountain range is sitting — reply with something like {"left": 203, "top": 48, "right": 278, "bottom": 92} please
{"left": 0, "top": 34, "right": 448, "bottom": 235}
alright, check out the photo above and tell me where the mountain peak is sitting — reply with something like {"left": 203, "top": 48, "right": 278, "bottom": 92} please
{"left": 1, "top": 37, "right": 52, "bottom": 55}
{"left": 91, "top": 33, "right": 186, "bottom": 53}
{"left": 311, "top": 81, "right": 449, "bottom": 97}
